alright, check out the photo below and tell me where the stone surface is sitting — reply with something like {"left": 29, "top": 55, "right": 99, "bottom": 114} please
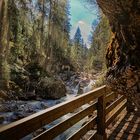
{"left": 0, "top": 90, "right": 8, "bottom": 100}
{"left": 0, "top": 115, "right": 4, "bottom": 124}
{"left": 97, "top": 0, "right": 140, "bottom": 109}
{"left": 18, "top": 91, "right": 37, "bottom": 101}
{"left": 36, "top": 77, "right": 66, "bottom": 99}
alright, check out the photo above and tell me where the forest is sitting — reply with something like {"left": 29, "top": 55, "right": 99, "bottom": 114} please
{"left": 0, "top": 0, "right": 111, "bottom": 125}
{"left": 1, "top": 0, "right": 140, "bottom": 139}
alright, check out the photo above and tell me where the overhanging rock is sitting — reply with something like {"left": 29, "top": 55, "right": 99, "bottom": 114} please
{"left": 97, "top": 0, "right": 140, "bottom": 108}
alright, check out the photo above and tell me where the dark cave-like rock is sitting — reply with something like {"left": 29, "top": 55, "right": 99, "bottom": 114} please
{"left": 97, "top": 0, "right": 140, "bottom": 108}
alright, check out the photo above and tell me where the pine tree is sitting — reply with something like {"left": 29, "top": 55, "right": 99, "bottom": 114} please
{"left": 0, "top": 0, "right": 91, "bottom": 92}
{"left": 72, "top": 27, "right": 87, "bottom": 71}
{"left": 85, "top": 14, "right": 111, "bottom": 72}
{"left": 73, "top": 27, "right": 83, "bottom": 46}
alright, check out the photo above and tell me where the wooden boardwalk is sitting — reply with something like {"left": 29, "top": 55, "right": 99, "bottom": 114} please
{"left": 0, "top": 85, "right": 140, "bottom": 140}
{"left": 107, "top": 111, "right": 140, "bottom": 140}
{"left": 83, "top": 110, "right": 140, "bottom": 140}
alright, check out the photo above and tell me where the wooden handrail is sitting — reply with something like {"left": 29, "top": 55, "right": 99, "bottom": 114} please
{"left": 33, "top": 102, "right": 97, "bottom": 140}
{"left": 105, "top": 92, "right": 116, "bottom": 103}
{"left": 0, "top": 85, "right": 106, "bottom": 140}
{"left": 106, "top": 95, "right": 125, "bottom": 114}
{"left": 0, "top": 85, "right": 127, "bottom": 140}
{"left": 67, "top": 116, "right": 97, "bottom": 140}
{"left": 106, "top": 100, "right": 127, "bottom": 127}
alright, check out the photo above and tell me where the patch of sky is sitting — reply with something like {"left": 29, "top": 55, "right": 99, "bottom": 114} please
{"left": 69, "top": 0, "right": 99, "bottom": 47}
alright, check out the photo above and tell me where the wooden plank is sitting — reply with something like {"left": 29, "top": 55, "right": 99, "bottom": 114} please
{"left": 67, "top": 116, "right": 97, "bottom": 140}
{"left": 33, "top": 102, "right": 97, "bottom": 140}
{"left": 106, "top": 101, "right": 127, "bottom": 127}
{"left": 126, "top": 97, "right": 135, "bottom": 112}
{"left": 106, "top": 95, "right": 125, "bottom": 114}
{"left": 105, "top": 86, "right": 112, "bottom": 93}
{"left": 105, "top": 92, "right": 116, "bottom": 103}
{"left": 87, "top": 131, "right": 97, "bottom": 140}
{"left": 0, "top": 85, "right": 106, "bottom": 140}
{"left": 96, "top": 95, "right": 107, "bottom": 140}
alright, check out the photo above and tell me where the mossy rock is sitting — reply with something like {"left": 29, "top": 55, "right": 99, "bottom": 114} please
{"left": 0, "top": 90, "right": 8, "bottom": 100}
{"left": 36, "top": 77, "right": 66, "bottom": 99}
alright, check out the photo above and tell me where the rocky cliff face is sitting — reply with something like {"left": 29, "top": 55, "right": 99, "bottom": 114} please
{"left": 96, "top": 0, "right": 140, "bottom": 108}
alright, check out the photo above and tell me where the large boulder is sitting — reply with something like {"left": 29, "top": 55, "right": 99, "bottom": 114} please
{"left": 36, "top": 77, "right": 66, "bottom": 99}
{"left": 18, "top": 91, "right": 37, "bottom": 101}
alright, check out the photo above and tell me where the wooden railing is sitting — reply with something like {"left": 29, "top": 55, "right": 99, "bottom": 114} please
{"left": 0, "top": 85, "right": 127, "bottom": 140}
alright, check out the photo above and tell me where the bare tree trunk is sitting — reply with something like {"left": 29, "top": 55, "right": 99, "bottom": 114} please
{"left": 40, "top": 0, "right": 45, "bottom": 49}
{"left": 0, "top": 0, "right": 10, "bottom": 90}
{"left": 0, "top": 0, "right": 3, "bottom": 16}
{"left": 44, "top": 0, "right": 52, "bottom": 71}
{"left": 0, "top": 0, "right": 4, "bottom": 41}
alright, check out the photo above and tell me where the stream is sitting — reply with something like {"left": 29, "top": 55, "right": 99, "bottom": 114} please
{"left": 0, "top": 78, "right": 96, "bottom": 140}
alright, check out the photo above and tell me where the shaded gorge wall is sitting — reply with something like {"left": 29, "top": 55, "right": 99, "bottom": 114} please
{"left": 97, "top": 0, "right": 140, "bottom": 109}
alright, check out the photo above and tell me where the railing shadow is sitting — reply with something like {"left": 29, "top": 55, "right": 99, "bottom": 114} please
{"left": 108, "top": 111, "right": 140, "bottom": 140}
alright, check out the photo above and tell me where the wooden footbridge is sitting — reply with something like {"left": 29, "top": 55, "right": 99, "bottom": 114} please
{"left": 0, "top": 85, "right": 140, "bottom": 140}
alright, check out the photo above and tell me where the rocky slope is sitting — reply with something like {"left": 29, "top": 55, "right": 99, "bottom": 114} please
{"left": 0, "top": 72, "right": 96, "bottom": 125}
{"left": 97, "top": 0, "right": 140, "bottom": 108}
{"left": 0, "top": 62, "right": 67, "bottom": 101}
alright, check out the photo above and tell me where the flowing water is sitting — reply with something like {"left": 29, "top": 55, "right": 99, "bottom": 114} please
{"left": 83, "top": 80, "right": 96, "bottom": 93}
{"left": 0, "top": 79, "right": 96, "bottom": 140}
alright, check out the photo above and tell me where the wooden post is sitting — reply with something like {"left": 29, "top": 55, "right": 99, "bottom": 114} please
{"left": 126, "top": 97, "right": 135, "bottom": 112}
{"left": 96, "top": 95, "right": 107, "bottom": 140}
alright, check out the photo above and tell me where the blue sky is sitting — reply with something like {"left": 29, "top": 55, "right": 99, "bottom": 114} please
{"left": 70, "top": 0, "right": 98, "bottom": 46}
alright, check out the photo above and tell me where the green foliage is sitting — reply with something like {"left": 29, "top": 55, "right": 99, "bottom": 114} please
{"left": 0, "top": 0, "right": 72, "bottom": 90}
{"left": 0, "top": 0, "right": 110, "bottom": 93}
{"left": 74, "top": 27, "right": 83, "bottom": 46}
{"left": 70, "top": 27, "right": 88, "bottom": 71}
{"left": 1, "top": 60, "right": 10, "bottom": 82}
{"left": 93, "top": 73, "right": 106, "bottom": 88}
{"left": 85, "top": 14, "right": 111, "bottom": 72}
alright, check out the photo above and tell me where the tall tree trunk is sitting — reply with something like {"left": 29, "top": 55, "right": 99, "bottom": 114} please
{"left": 0, "top": 0, "right": 4, "bottom": 40}
{"left": 40, "top": 0, "right": 45, "bottom": 49}
{"left": 0, "top": 0, "right": 3, "bottom": 17}
{"left": 44, "top": 0, "right": 52, "bottom": 71}
{"left": 0, "top": 0, "right": 10, "bottom": 90}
